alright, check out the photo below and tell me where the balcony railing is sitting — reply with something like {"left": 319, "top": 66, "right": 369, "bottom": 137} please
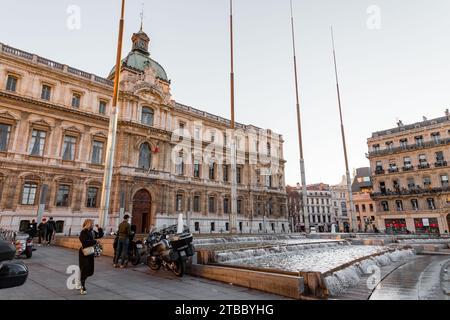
{"left": 367, "top": 138, "right": 450, "bottom": 157}
{"left": 402, "top": 166, "right": 414, "bottom": 172}
{"left": 371, "top": 186, "right": 450, "bottom": 198}
{"left": 388, "top": 167, "right": 399, "bottom": 173}
{"left": 418, "top": 163, "right": 430, "bottom": 169}
{"left": 375, "top": 168, "right": 385, "bottom": 175}
{"left": 435, "top": 161, "right": 448, "bottom": 167}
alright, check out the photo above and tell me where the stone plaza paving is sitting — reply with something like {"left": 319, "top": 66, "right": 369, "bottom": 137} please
{"left": 0, "top": 246, "right": 286, "bottom": 300}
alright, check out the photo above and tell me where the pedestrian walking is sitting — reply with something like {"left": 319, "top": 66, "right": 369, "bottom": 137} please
{"left": 78, "top": 219, "right": 101, "bottom": 295}
{"left": 113, "top": 214, "right": 131, "bottom": 268}
{"left": 38, "top": 218, "right": 47, "bottom": 246}
{"left": 46, "top": 217, "right": 56, "bottom": 245}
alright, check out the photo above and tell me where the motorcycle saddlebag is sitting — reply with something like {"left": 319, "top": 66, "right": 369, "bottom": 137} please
{"left": 169, "top": 233, "right": 193, "bottom": 250}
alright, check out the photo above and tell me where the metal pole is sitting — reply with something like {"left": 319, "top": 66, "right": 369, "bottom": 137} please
{"left": 290, "top": 0, "right": 309, "bottom": 233}
{"left": 99, "top": 0, "right": 126, "bottom": 229}
{"left": 330, "top": 27, "right": 357, "bottom": 232}
{"left": 229, "top": 0, "right": 238, "bottom": 234}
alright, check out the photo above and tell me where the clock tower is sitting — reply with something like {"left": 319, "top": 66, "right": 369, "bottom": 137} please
{"left": 131, "top": 29, "right": 150, "bottom": 55}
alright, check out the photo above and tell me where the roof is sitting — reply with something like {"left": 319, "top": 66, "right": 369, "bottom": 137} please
{"left": 109, "top": 50, "right": 169, "bottom": 82}
{"left": 351, "top": 167, "right": 372, "bottom": 192}
{"left": 371, "top": 114, "right": 450, "bottom": 138}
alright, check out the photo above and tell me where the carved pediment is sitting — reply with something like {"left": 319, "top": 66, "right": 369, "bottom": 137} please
{"left": 91, "top": 131, "right": 108, "bottom": 139}
{"left": 30, "top": 119, "right": 52, "bottom": 128}
{"left": 0, "top": 110, "right": 20, "bottom": 121}
{"left": 62, "top": 125, "right": 82, "bottom": 133}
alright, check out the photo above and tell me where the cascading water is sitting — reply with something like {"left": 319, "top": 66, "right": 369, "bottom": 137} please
{"left": 324, "top": 249, "right": 416, "bottom": 296}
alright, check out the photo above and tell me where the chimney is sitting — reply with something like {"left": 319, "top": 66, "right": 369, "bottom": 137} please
{"left": 445, "top": 109, "right": 449, "bottom": 119}
{"left": 422, "top": 116, "right": 427, "bottom": 121}
{"left": 397, "top": 120, "right": 404, "bottom": 127}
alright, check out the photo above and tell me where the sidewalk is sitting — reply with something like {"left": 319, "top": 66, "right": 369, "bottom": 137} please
{"left": 0, "top": 246, "right": 287, "bottom": 300}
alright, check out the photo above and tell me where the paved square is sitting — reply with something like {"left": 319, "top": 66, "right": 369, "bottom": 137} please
{"left": 0, "top": 246, "right": 287, "bottom": 300}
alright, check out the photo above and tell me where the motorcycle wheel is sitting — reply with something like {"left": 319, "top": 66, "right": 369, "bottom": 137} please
{"left": 131, "top": 249, "right": 140, "bottom": 266}
{"left": 172, "top": 259, "right": 186, "bottom": 277}
{"left": 148, "top": 258, "right": 161, "bottom": 271}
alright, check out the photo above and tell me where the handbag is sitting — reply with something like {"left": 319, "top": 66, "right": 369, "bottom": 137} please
{"left": 82, "top": 246, "right": 95, "bottom": 256}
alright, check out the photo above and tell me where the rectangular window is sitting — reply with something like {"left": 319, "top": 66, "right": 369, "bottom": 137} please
{"left": 210, "top": 222, "right": 215, "bottom": 232}
{"left": 223, "top": 198, "right": 229, "bottom": 214}
{"left": 208, "top": 197, "right": 215, "bottom": 213}
{"left": 86, "top": 187, "right": 99, "bottom": 208}
{"left": 21, "top": 183, "right": 37, "bottom": 205}
{"left": 194, "top": 127, "right": 201, "bottom": 140}
{"left": 435, "top": 151, "right": 445, "bottom": 165}
{"left": 29, "top": 129, "right": 46, "bottom": 156}
{"left": 431, "top": 132, "right": 441, "bottom": 144}
{"left": 373, "top": 144, "right": 380, "bottom": 152}
{"left": 411, "top": 199, "right": 419, "bottom": 211}
{"left": 396, "top": 200, "right": 403, "bottom": 211}
{"left": 355, "top": 204, "right": 360, "bottom": 212}
{"left": 209, "top": 162, "right": 215, "bottom": 180}
{"left": 176, "top": 194, "right": 183, "bottom": 211}
{"left": 223, "top": 165, "right": 229, "bottom": 182}
{"left": 423, "top": 177, "right": 432, "bottom": 187}
{"left": 226, "top": 222, "right": 230, "bottom": 231}
{"left": 41, "top": 85, "right": 51, "bottom": 101}
{"left": 71, "top": 93, "right": 81, "bottom": 108}
{"left": 91, "top": 141, "right": 104, "bottom": 164}
{"left": 362, "top": 204, "right": 366, "bottom": 212}
{"left": 56, "top": 185, "right": 70, "bottom": 207}
{"left": 400, "top": 139, "right": 408, "bottom": 148}
{"left": 193, "top": 160, "right": 200, "bottom": 178}
{"left": 0, "top": 124, "right": 11, "bottom": 152}
{"left": 141, "top": 107, "right": 154, "bottom": 126}
{"left": 415, "top": 136, "right": 424, "bottom": 147}
{"left": 194, "top": 222, "right": 200, "bottom": 232}
{"left": 441, "top": 175, "right": 449, "bottom": 188}
{"left": 237, "top": 166, "right": 242, "bottom": 184}
{"left": 99, "top": 101, "right": 107, "bottom": 115}
{"left": 369, "top": 204, "right": 374, "bottom": 212}
{"left": 237, "top": 199, "right": 242, "bottom": 214}
{"left": 6, "top": 75, "right": 17, "bottom": 92}
{"left": 193, "top": 196, "right": 200, "bottom": 212}
{"left": 427, "top": 198, "right": 436, "bottom": 210}
{"left": 175, "top": 155, "right": 184, "bottom": 175}
{"left": 62, "top": 136, "right": 77, "bottom": 161}
{"left": 381, "top": 201, "right": 389, "bottom": 212}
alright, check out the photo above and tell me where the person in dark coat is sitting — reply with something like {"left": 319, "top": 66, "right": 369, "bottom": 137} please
{"left": 37, "top": 218, "right": 47, "bottom": 246}
{"left": 46, "top": 217, "right": 57, "bottom": 245}
{"left": 78, "top": 219, "right": 100, "bottom": 295}
{"left": 28, "top": 219, "right": 37, "bottom": 238}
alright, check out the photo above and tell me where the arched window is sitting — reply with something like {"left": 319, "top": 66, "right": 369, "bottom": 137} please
{"left": 141, "top": 107, "right": 154, "bottom": 126}
{"left": 138, "top": 143, "right": 151, "bottom": 170}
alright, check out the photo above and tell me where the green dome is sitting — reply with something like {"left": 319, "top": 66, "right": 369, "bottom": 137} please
{"left": 109, "top": 51, "right": 169, "bottom": 82}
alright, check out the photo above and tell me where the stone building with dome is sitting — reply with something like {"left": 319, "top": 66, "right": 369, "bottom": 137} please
{"left": 0, "top": 27, "right": 288, "bottom": 234}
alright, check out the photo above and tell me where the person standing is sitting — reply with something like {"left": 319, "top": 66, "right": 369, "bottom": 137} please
{"left": 46, "top": 217, "right": 56, "bottom": 245}
{"left": 78, "top": 219, "right": 100, "bottom": 295}
{"left": 28, "top": 219, "right": 37, "bottom": 239}
{"left": 38, "top": 218, "right": 47, "bottom": 246}
{"left": 113, "top": 215, "right": 131, "bottom": 268}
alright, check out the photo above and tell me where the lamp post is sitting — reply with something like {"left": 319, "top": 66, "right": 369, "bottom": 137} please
{"left": 98, "top": 0, "right": 126, "bottom": 229}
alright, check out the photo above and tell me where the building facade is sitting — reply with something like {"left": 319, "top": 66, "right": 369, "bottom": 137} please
{"left": 330, "top": 176, "right": 350, "bottom": 232}
{"left": 367, "top": 113, "right": 450, "bottom": 234}
{"left": 351, "top": 167, "right": 377, "bottom": 232}
{"left": 287, "top": 183, "right": 335, "bottom": 232}
{"left": 0, "top": 28, "right": 288, "bottom": 234}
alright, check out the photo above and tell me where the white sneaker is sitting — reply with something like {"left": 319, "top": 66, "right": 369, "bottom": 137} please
{"left": 80, "top": 289, "right": 87, "bottom": 295}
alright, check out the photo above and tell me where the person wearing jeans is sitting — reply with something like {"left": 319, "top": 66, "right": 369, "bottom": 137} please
{"left": 113, "top": 215, "right": 131, "bottom": 268}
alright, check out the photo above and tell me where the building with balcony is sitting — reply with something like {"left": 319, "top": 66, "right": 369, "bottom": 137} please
{"left": 330, "top": 176, "right": 350, "bottom": 232}
{"left": 287, "top": 183, "right": 334, "bottom": 232}
{"left": 367, "top": 113, "right": 450, "bottom": 234}
{"left": 0, "top": 27, "right": 288, "bottom": 234}
{"left": 351, "top": 167, "right": 377, "bottom": 232}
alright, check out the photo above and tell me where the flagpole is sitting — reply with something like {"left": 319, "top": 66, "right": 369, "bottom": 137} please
{"left": 290, "top": 0, "right": 310, "bottom": 233}
{"left": 99, "top": 0, "right": 126, "bottom": 230}
{"left": 330, "top": 26, "right": 357, "bottom": 233}
{"left": 229, "top": 0, "right": 238, "bottom": 234}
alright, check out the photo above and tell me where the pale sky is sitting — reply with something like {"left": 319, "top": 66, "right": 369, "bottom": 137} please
{"left": 1, "top": 0, "right": 448, "bottom": 186}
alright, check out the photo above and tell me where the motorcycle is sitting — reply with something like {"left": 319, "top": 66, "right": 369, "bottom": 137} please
{"left": 129, "top": 238, "right": 146, "bottom": 266}
{"left": 13, "top": 232, "right": 34, "bottom": 259}
{"left": 145, "top": 229, "right": 195, "bottom": 277}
